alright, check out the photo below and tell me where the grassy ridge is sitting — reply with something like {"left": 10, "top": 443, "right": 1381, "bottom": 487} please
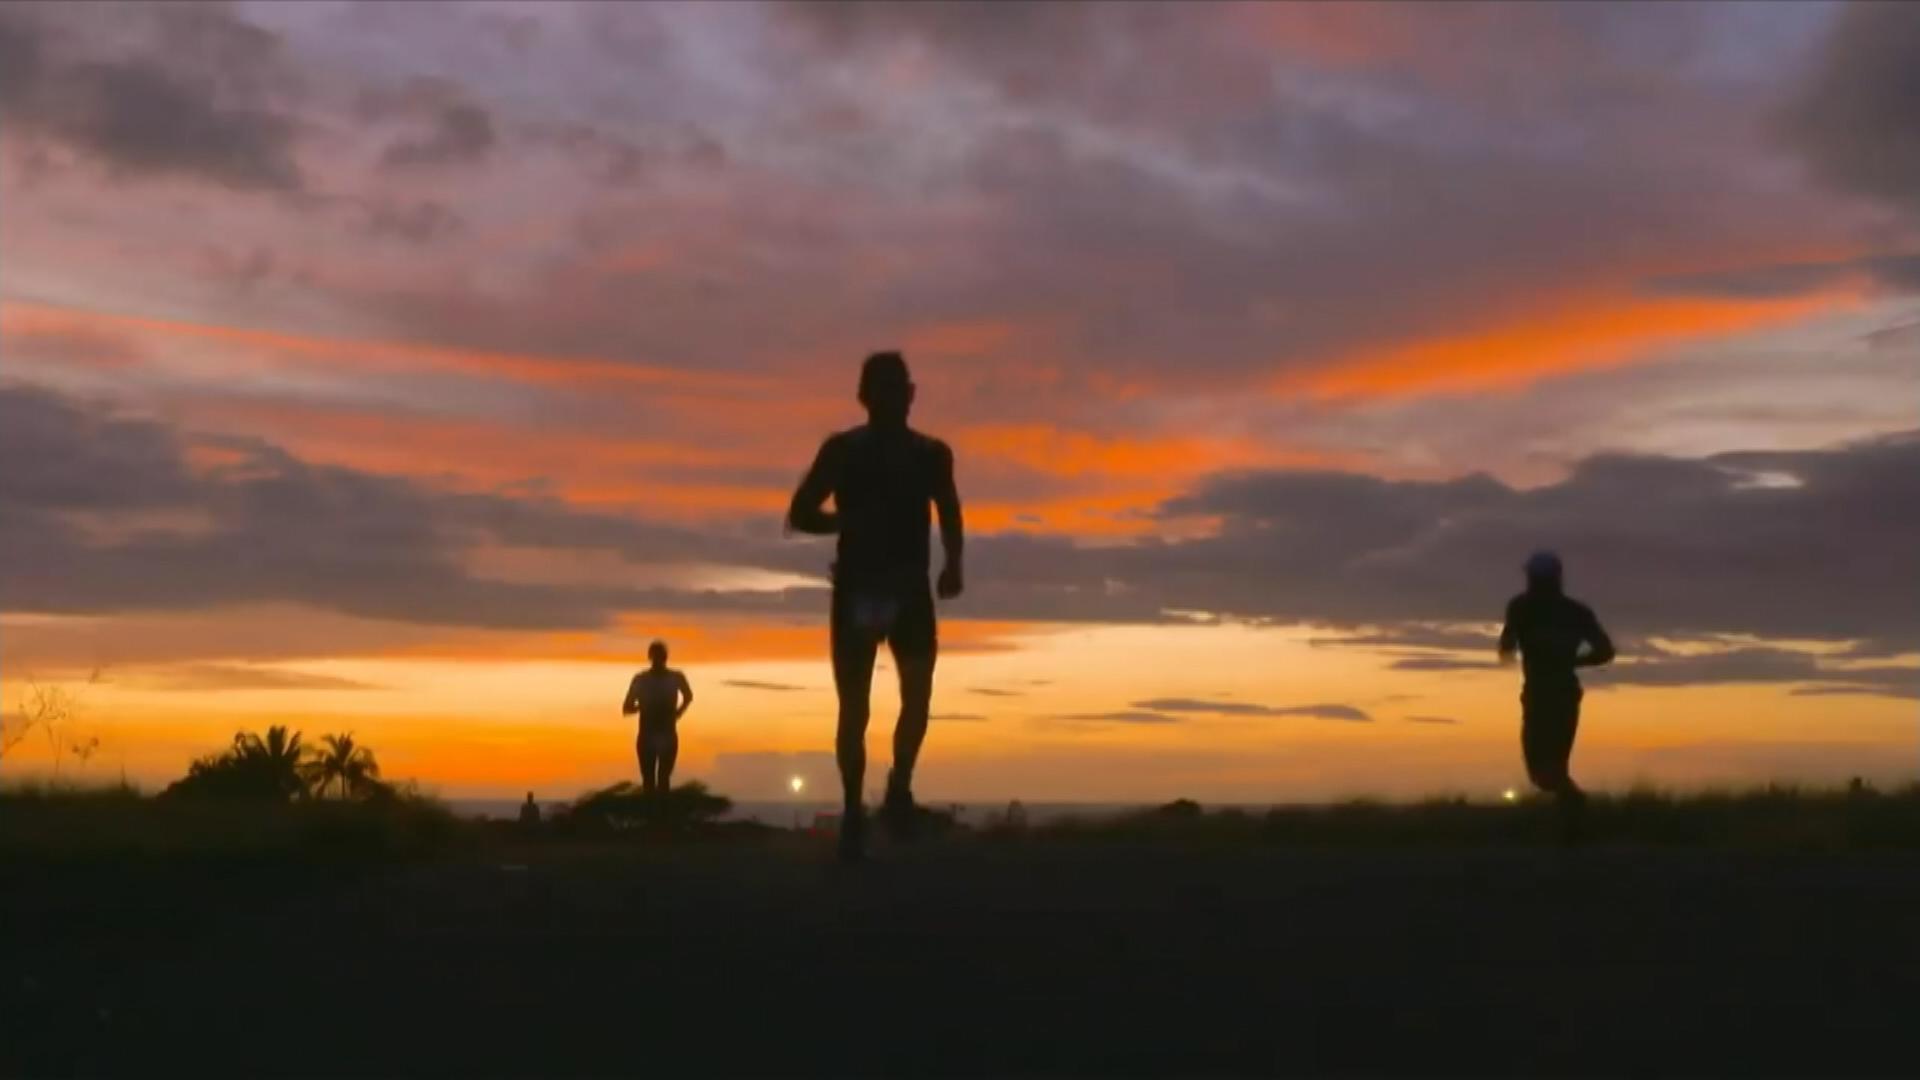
{"left": 0, "top": 781, "right": 461, "bottom": 861}
{"left": 4, "top": 781, "right": 1917, "bottom": 861}
{"left": 1032, "top": 785, "right": 1920, "bottom": 850}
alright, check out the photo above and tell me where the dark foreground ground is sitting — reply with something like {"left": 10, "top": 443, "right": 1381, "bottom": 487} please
{"left": 5, "top": 831, "right": 1918, "bottom": 1077}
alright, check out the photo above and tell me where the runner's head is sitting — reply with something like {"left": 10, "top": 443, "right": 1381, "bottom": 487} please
{"left": 647, "top": 640, "right": 669, "bottom": 668}
{"left": 858, "top": 350, "right": 914, "bottom": 427}
{"left": 1523, "top": 550, "right": 1564, "bottom": 593}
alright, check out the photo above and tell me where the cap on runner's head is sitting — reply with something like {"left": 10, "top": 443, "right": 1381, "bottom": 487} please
{"left": 1524, "top": 550, "right": 1563, "bottom": 585}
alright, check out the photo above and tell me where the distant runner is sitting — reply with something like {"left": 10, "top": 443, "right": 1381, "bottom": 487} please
{"left": 787, "top": 351, "right": 964, "bottom": 862}
{"left": 1498, "top": 551, "right": 1615, "bottom": 836}
{"left": 622, "top": 640, "right": 693, "bottom": 795}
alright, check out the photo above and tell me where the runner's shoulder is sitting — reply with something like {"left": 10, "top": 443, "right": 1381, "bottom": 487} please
{"left": 911, "top": 429, "right": 953, "bottom": 465}
{"left": 1562, "top": 596, "right": 1599, "bottom": 624}
{"left": 820, "top": 427, "right": 860, "bottom": 455}
{"left": 833, "top": 425, "right": 948, "bottom": 458}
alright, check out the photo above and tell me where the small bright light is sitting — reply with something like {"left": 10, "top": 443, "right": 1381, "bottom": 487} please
{"left": 1501, "top": 788, "right": 1520, "bottom": 803}
{"left": 789, "top": 775, "right": 806, "bottom": 794}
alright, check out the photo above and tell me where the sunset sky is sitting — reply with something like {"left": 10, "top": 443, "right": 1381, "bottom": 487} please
{"left": 2, "top": 1, "right": 1915, "bottom": 803}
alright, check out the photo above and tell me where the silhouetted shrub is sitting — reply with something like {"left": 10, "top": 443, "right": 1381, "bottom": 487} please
{"left": 557, "top": 781, "right": 733, "bottom": 834}
{"left": 1156, "top": 798, "right": 1203, "bottom": 820}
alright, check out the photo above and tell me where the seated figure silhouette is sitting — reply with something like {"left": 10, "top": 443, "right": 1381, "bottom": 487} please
{"left": 787, "top": 351, "right": 965, "bottom": 862}
{"left": 1498, "top": 551, "right": 1614, "bottom": 835}
{"left": 622, "top": 641, "right": 693, "bottom": 796}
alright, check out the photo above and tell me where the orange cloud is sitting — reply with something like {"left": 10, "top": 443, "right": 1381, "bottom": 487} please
{"left": 0, "top": 300, "right": 769, "bottom": 394}
{"left": 1288, "top": 292, "right": 1846, "bottom": 399}
{"left": 966, "top": 489, "right": 1172, "bottom": 536}
{"left": 0, "top": 319, "right": 145, "bottom": 370}
{"left": 952, "top": 425, "right": 1360, "bottom": 535}
{"left": 956, "top": 424, "right": 1340, "bottom": 479}
{"left": 172, "top": 396, "right": 794, "bottom": 518}
{"left": 178, "top": 381, "right": 1337, "bottom": 533}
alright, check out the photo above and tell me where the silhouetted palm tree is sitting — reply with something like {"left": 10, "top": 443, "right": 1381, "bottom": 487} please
{"left": 305, "top": 733, "right": 381, "bottom": 800}
{"left": 232, "top": 725, "right": 309, "bottom": 800}
{"left": 161, "top": 725, "right": 316, "bottom": 801}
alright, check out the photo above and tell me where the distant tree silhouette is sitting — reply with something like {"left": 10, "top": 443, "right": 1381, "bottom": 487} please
{"left": 163, "top": 725, "right": 311, "bottom": 801}
{"left": 304, "top": 733, "right": 381, "bottom": 800}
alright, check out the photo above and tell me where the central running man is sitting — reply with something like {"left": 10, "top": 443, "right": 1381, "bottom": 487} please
{"left": 787, "top": 351, "right": 964, "bottom": 861}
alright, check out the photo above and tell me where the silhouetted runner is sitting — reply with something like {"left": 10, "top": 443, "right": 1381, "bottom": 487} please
{"left": 622, "top": 641, "right": 693, "bottom": 795}
{"left": 1498, "top": 551, "right": 1614, "bottom": 836}
{"left": 788, "top": 351, "right": 964, "bottom": 862}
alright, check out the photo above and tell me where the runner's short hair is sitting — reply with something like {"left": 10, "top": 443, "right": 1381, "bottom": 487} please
{"left": 859, "top": 351, "right": 910, "bottom": 397}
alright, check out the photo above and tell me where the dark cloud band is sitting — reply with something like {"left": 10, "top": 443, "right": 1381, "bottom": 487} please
{"left": 5, "top": 370, "right": 1918, "bottom": 661}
